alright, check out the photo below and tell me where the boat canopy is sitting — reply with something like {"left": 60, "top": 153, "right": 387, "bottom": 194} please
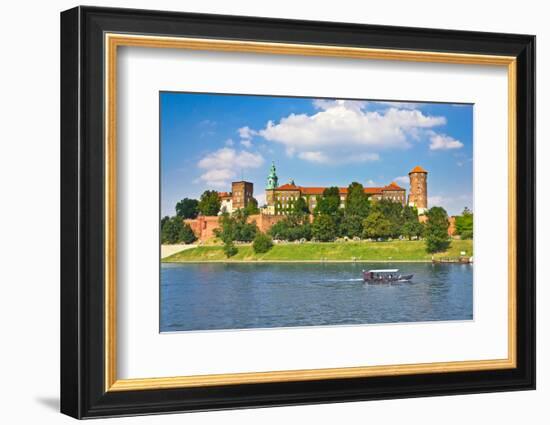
{"left": 367, "top": 269, "right": 399, "bottom": 273}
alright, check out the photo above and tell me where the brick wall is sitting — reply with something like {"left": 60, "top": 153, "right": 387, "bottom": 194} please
{"left": 184, "top": 216, "right": 221, "bottom": 241}
{"left": 186, "top": 213, "right": 456, "bottom": 242}
{"left": 248, "top": 213, "right": 287, "bottom": 233}
{"left": 185, "top": 213, "right": 288, "bottom": 242}
{"left": 448, "top": 216, "right": 456, "bottom": 236}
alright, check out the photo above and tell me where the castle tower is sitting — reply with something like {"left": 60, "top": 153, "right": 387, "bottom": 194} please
{"left": 232, "top": 181, "right": 253, "bottom": 210}
{"left": 265, "top": 162, "right": 279, "bottom": 208}
{"left": 408, "top": 166, "right": 428, "bottom": 214}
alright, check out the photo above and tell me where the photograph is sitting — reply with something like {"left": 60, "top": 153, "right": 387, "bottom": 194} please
{"left": 160, "top": 93, "right": 475, "bottom": 332}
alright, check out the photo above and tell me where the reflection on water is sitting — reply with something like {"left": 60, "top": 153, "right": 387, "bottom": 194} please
{"left": 160, "top": 262, "right": 473, "bottom": 332}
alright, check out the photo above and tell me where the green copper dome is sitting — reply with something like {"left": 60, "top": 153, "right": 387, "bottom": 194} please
{"left": 266, "top": 161, "right": 279, "bottom": 189}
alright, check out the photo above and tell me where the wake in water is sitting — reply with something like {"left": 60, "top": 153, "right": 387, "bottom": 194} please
{"left": 310, "top": 278, "right": 364, "bottom": 283}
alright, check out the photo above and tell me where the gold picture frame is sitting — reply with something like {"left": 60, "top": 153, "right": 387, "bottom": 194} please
{"left": 104, "top": 33, "right": 517, "bottom": 392}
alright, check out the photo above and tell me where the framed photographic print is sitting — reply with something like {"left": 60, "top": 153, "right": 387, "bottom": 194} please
{"left": 60, "top": 6, "right": 535, "bottom": 419}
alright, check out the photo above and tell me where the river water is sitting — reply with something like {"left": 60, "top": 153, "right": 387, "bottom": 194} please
{"left": 160, "top": 262, "right": 473, "bottom": 332}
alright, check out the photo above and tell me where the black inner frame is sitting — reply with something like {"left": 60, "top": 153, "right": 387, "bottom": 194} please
{"left": 60, "top": 6, "right": 535, "bottom": 419}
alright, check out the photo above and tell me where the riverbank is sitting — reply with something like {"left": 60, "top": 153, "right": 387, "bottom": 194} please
{"left": 160, "top": 244, "right": 197, "bottom": 259}
{"left": 162, "top": 239, "right": 473, "bottom": 263}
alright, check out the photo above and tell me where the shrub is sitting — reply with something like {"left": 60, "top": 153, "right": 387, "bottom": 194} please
{"left": 362, "top": 211, "right": 392, "bottom": 239}
{"left": 215, "top": 211, "right": 258, "bottom": 243}
{"left": 198, "top": 190, "right": 221, "bottom": 216}
{"left": 223, "top": 240, "right": 238, "bottom": 258}
{"left": 425, "top": 206, "right": 451, "bottom": 253}
{"left": 312, "top": 214, "right": 337, "bottom": 242}
{"left": 179, "top": 222, "right": 197, "bottom": 244}
{"left": 269, "top": 217, "right": 311, "bottom": 241}
{"left": 161, "top": 217, "right": 196, "bottom": 244}
{"left": 455, "top": 207, "right": 474, "bottom": 239}
{"left": 175, "top": 198, "right": 199, "bottom": 219}
{"left": 252, "top": 232, "right": 273, "bottom": 254}
{"left": 339, "top": 214, "right": 363, "bottom": 238}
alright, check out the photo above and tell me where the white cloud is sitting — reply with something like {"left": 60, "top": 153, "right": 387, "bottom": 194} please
{"left": 298, "top": 151, "right": 329, "bottom": 163}
{"left": 429, "top": 133, "right": 464, "bottom": 150}
{"left": 256, "top": 101, "right": 446, "bottom": 164}
{"left": 238, "top": 126, "right": 256, "bottom": 149}
{"left": 394, "top": 175, "right": 409, "bottom": 185}
{"left": 224, "top": 138, "right": 234, "bottom": 146}
{"left": 376, "top": 101, "right": 421, "bottom": 109}
{"left": 196, "top": 148, "right": 264, "bottom": 188}
{"left": 365, "top": 179, "right": 379, "bottom": 187}
{"left": 312, "top": 99, "right": 368, "bottom": 112}
{"left": 238, "top": 126, "right": 257, "bottom": 139}
{"left": 297, "top": 151, "right": 379, "bottom": 165}
{"left": 240, "top": 139, "right": 252, "bottom": 148}
{"left": 194, "top": 169, "right": 235, "bottom": 188}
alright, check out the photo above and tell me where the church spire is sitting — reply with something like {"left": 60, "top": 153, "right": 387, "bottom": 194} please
{"left": 266, "top": 161, "right": 279, "bottom": 189}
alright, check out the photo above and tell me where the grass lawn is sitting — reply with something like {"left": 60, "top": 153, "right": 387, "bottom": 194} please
{"left": 162, "top": 239, "right": 473, "bottom": 262}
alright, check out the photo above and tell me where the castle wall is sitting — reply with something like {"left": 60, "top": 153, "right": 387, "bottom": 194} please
{"left": 184, "top": 216, "right": 221, "bottom": 241}
{"left": 247, "top": 213, "right": 287, "bottom": 233}
{"left": 448, "top": 216, "right": 456, "bottom": 236}
{"left": 185, "top": 213, "right": 455, "bottom": 242}
{"left": 185, "top": 213, "right": 288, "bottom": 242}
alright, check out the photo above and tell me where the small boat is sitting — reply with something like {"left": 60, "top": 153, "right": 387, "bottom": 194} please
{"left": 362, "top": 269, "right": 413, "bottom": 283}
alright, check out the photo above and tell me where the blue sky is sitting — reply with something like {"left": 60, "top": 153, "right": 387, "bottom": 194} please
{"left": 161, "top": 92, "right": 473, "bottom": 216}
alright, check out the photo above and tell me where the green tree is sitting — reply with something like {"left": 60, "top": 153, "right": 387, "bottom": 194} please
{"left": 161, "top": 217, "right": 197, "bottom": 244}
{"left": 402, "top": 205, "right": 418, "bottom": 222}
{"left": 312, "top": 214, "right": 337, "bottom": 242}
{"left": 223, "top": 240, "right": 238, "bottom": 258}
{"left": 161, "top": 217, "right": 181, "bottom": 244}
{"left": 339, "top": 214, "right": 364, "bottom": 238}
{"left": 244, "top": 197, "right": 260, "bottom": 215}
{"left": 161, "top": 216, "right": 170, "bottom": 229}
{"left": 215, "top": 210, "right": 258, "bottom": 243}
{"left": 373, "top": 199, "right": 404, "bottom": 237}
{"left": 454, "top": 207, "right": 474, "bottom": 239}
{"left": 362, "top": 211, "right": 392, "bottom": 239}
{"left": 215, "top": 212, "right": 236, "bottom": 243}
{"left": 252, "top": 232, "right": 274, "bottom": 253}
{"left": 292, "top": 197, "right": 310, "bottom": 216}
{"left": 401, "top": 220, "right": 424, "bottom": 240}
{"left": 178, "top": 223, "right": 197, "bottom": 244}
{"left": 233, "top": 209, "right": 258, "bottom": 241}
{"left": 425, "top": 206, "right": 451, "bottom": 253}
{"left": 268, "top": 216, "right": 312, "bottom": 241}
{"left": 198, "top": 190, "right": 221, "bottom": 216}
{"left": 400, "top": 206, "right": 423, "bottom": 239}
{"left": 345, "top": 182, "right": 370, "bottom": 217}
{"left": 175, "top": 198, "right": 199, "bottom": 219}
{"left": 315, "top": 187, "right": 340, "bottom": 215}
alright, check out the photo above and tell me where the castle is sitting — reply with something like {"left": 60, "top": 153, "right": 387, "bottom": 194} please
{"left": 263, "top": 162, "right": 428, "bottom": 215}
{"left": 212, "top": 163, "right": 428, "bottom": 216}
{"left": 186, "top": 164, "right": 429, "bottom": 241}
